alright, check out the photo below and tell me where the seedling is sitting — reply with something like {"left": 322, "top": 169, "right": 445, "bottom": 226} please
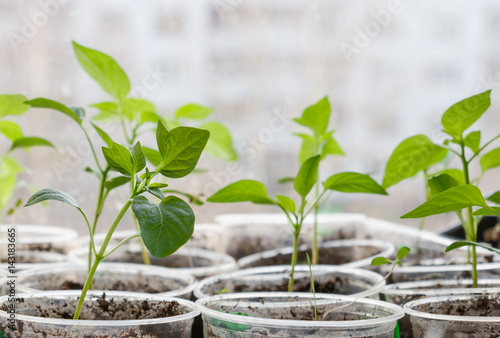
{"left": 72, "top": 42, "right": 237, "bottom": 264}
{"left": 286, "top": 97, "right": 344, "bottom": 264}
{"left": 25, "top": 119, "right": 209, "bottom": 319}
{"left": 208, "top": 154, "right": 387, "bottom": 291}
{"left": 0, "top": 95, "right": 54, "bottom": 221}
{"left": 400, "top": 90, "right": 500, "bottom": 287}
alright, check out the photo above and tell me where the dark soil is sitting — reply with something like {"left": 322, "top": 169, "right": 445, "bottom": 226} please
{"left": 242, "top": 245, "right": 381, "bottom": 268}
{"left": 0, "top": 293, "right": 192, "bottom": 337}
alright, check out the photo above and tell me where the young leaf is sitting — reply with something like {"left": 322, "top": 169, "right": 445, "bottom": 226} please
{"left": 445, "top": 240, "right": 500, "bottom": 256}
{"left": 276, "top": 195, "right": 296, "bottom": 213}
{"left": 487, "top": 191, "right": 500, "bottom": 204}
{"left": 142, "top": 146, "right": 162, "bottom": 167}
{"left": 294, "top": 155, "right": 321, "bottom": 198}
{"left": 293, "top": 96, "right": 330, "bottom": 136}
{"left": 131, "top": 142, "right": 146, "bottom": 175}
{"left": 431, "top": 168, "right": 464, "bottom": 185}
{"left": 464, "top": 131, "right": 481, "bottom": 154}
{"left": 73, "top": 41, "right": 130, "bottom": 101}
{"left": 207, "top": 180, "right": 276, "bottom": 205}
{"left": 472, "top": 206, "right": 500, "bottom": 217}
{"left": 200, "top": 121, "right": 238, "bottom": 161}
{"left": 427, "top": 173, "right": 459, "bottom": 197}
{"left": 396, "top": 246, "right": 411, "bottom": 260}
{"left": 10, "top": 137, "right": 55, "bottom": 151}
{"left": 145, "top": 187, "right": 166, "bottom": 200}
{"left": 401, "top": 184, "right": 487, "bottom": 219}
{"left": 155, "top": 120, "right": 169, "bottom": 158}
{"left": 0, "top": 94, "right": 29, "bottom": 117}
{"left": 132, "top": 195, "right": 195, "bottom": 258}
{"left": 156, "top": 126, "right": 210, "bottom": 178}
{"left": 321, "top": 133, "right": 344, "bottom": 158}
{"left": 382, "top": 135, "right": 447, "bottom": 188}
{"left": 104, "top": 176, "right": 131, "bottom": 191}
{"left": 324, "top": 172, "right": 387, "bottom": 195}
{"left": 123, "top": 98, "right": 156, "bottom": 121}
{"left": 91, "top": 122, "right": 113, "bottom": 147}
{"left": 25, "top": 188, "right": 81, "bottom": 210}
{"left": 174, "top": 103, "right": 213, "bottom": 120}
{"left": 441, "top": 90, "right": 491, "bottom": 138}
{"left": 278, "top": 177, "right": 295, "bottom": 184}
{"left": 149, "top": 183, "right": 169, "bottom": 189}
{"left": 25, "top": 98, "right": 82, "bottom": 125}
{"left": 0, "top": 121, "right": 23, "bottom": 141}
{"left": 371, "top": 257, "right": 392, "bottom": 266}
{"left": 480, "top": 147, "right": 500, "bottom": 173}
{"left": 102, "top": 142, "right": 134, "bottom": 176}
{"left": 71, "top": 107, "right": 86, "bottom": 121}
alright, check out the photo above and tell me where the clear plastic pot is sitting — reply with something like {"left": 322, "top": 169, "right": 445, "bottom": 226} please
{"left": 214, "top": 213, "right": 366, "bottom": 259}
{"left": 0, "top": 250, "right": 76, "bottom": 273}
{"left": 237, "top": 239, "right": 395, "bottom": 269}
{"left": 196, "top": 292, "right": 404, "bottom": 337}
{"left": 0, "top": 224, "right": 78, "bottom": 254}
{"left": 404, "top": 293, "right": 500, "bottom": 336}
{"left": 69, "top": 244, "right": 238, "bottom": 279}
{"left": 0, "top": 263, "right": 196, "bottom": 298}
{"left": 194, "top": 265, "right": 386, "bottom": 300}
{"left": 0, "top": 290, "right": 199, "bottom": 337}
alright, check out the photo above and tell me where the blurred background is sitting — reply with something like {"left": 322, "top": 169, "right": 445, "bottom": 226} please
{"left": 1, "top": 0, "right": 500, "bottom": 234}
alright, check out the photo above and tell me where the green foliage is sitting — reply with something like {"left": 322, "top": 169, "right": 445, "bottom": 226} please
{"left": 294, "top": 155, "right": 320, "bottom": 198}
{"left": 207, "top": 180, "right": 275, "bottom": 205}
{"left": 324, "top": 172, "right": 387, "bottom": 195}
{"left": 26, "top": 98, "right": 82, "bottom": 125}
{"left": 371, "top": 246, "right": 410, "bottom": 267}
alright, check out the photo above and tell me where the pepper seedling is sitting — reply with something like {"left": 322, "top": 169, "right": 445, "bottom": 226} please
{"left": 25, "top": 119, "right": 209, "bottom": 319}
{"left": 208, "top": 154, "right": 387, "bottom": 291}
{"left": 400, "top": 90, "right": 500, "bottom": 287}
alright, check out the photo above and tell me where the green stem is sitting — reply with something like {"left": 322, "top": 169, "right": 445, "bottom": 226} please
{"left": 73, "top": 197, "right": 134, "bottom": 320}
{"left": 88, "top": 167, "right": 110, "bottom": 271}
{"left": 80, "top": 126, "right": 103, "bottom": 172}
{"left": 312, "top": 167, "right": 320, "bottom": 265}
{"left": 288, "top": 225, "right": 300, "bottom": 292}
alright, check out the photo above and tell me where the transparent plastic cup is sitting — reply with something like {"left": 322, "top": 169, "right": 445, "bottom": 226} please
{"left": 197, "top": 292, "right": 404, "bottom": 337}
{"left": 194, "top": 265, "right": 386, "bottom": 300}
{"left": 0, "top": 290, "right": 199, "bottom": 337}
{"left": 69, "top": 245, "right": 238, "bottom": 279}
{"left": 0, "top": 263, "right": 196, "bottom": 298}
{"left": 237, "top": 239, "right": 395, "bottom": 269}
{"left": 0, "top": 250, "right": 76, "bottom": 274}
{"left": 404, "top": 293, "right": 500, "bottom": 337}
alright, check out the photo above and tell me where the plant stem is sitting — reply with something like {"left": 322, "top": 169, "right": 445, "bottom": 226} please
{"left": 73, "top": 197, "right": 134, "bottom": 320}
{"left": 312, "top": 167, "right": 320, "bottom": 265}
{"left": 88, "top": 167, "right": 109, "bottom": 271}
{"left": 288, "top": 225, "right": 300, "bottom": 292}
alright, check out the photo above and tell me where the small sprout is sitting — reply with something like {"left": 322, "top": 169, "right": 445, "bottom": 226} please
{"left": 215, "top": 288, "right": 228, "bottom": 295}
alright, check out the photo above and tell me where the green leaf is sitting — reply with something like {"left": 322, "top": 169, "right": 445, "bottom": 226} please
{"left": 480, "top": 147, "right": 500, "bottom": 173}
{"left": 396, "top": 246, "right": 411, "bottom": 260}
{"left": 441, "top": 90, "right": 491, "bottom": 138}
{"left": 321, "top": 133, "right": 344, "bottom": 159}
{"left": 464, "top": 131, "right": 481, "bottom": 154}
{"left": 102, "top": 142, "right": 134, "bottom": 176}
{"left": 324, "top": 172, "right": 387, "bottom": 195}
{"left": 149, "top": 183, "right": 169, "bottom": 189}
{"left": 445, "top": 240, "right": 500, "bottom": 256}
{"left": 276, "top": 195, "right": 296, "bottom": 213}
{"left": 25, "top": 188, "right": 81, "bottom": 210}
{"left": 487, "top": 191, "right": 500, "bottom": 204}
{"left": 0, "top": 121, "right": 22, "bottom": 141}
{"left": 123, "top": 98, "right": 156, "bottom": 122}
{"left": 295, "top": 133, "right": 317, "bottom": 164}
{"left": 427, "top": 174, "right": 459, "bottom": 197}
{"left": 401, "top": 184, "right": 487, "bottom": 219}
{"left": 278, "top": 177, "right": 295, "bottom": 184}
{"left": 200, "top": 121, "right": 238, "bottom": 161}
{"left": 294, "top": 96, "right": 330, "bottom": 136}
{"left": 132, "top": 195, "right": 195, "bottom": 258}
{"left": 146, "top": 187, "right": 166, "bottom": 200}
{"left": 207, "top": 180, "right": 276, "bottom": 205}
{"left": 382, "top": 135, "right": 447, "bottom": 188}
{"left": 472, "top": 206, "right": 500, "bottom": 217}
{"left": 71, "top": 107, "right": 85, "bottom": 121}
{"left": 73, "top": 41, "right": 130, "bottom": 101}
{"left": 156, "top": 125, "right": 210, "bottom": 178}
{"left": 10, "top": 137, "right": 55, "bottom": 151}
{"left": 91, "top": 122, "right": 113, "bottom": 147}
{"left": 430, "top": 169, "right": 464, "bottom": 185}
{"left": 131, "top": 142, "right": 146, "bottom": 175}
{"left": 26, "top": 98, "right": 82, "bottom": 125}
{"left": 142, "top": 146, "right": 162, "bottom": 167}
{"left": 104, "top": 176, "right": 131, "bottom": 191}
{"left": 174, "top": 103, "right": 213, "bottom": 120}
{"left": 371, "top": 257, "right": 392, "bottom": 266}
{"left": 0, "top": 94, "right": 29, "bottom": 117}
{"left": 294, "top": 155, "right": 320, "bottom": 198}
